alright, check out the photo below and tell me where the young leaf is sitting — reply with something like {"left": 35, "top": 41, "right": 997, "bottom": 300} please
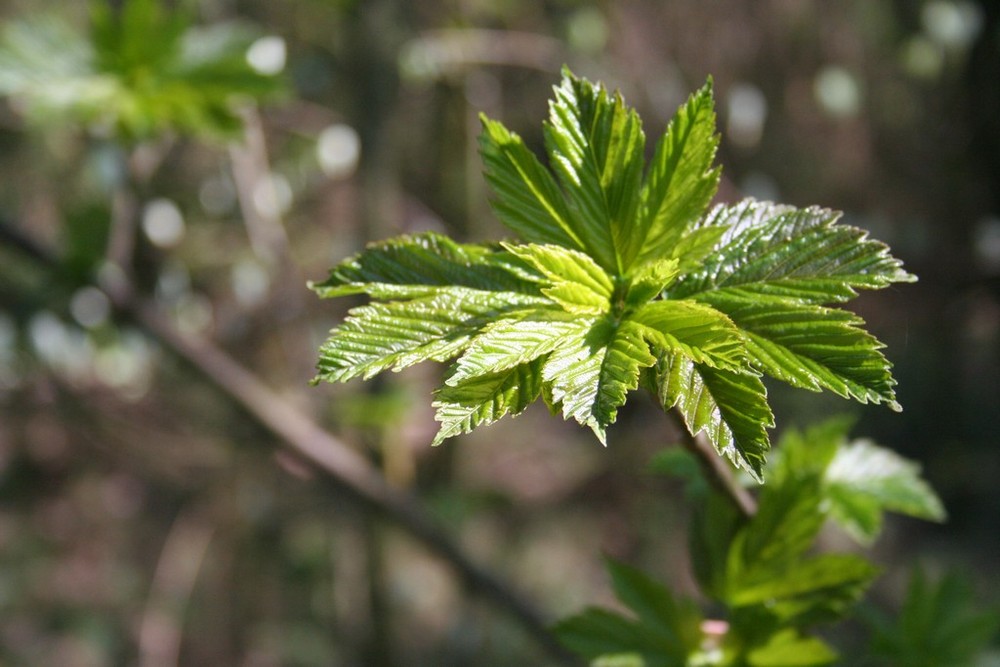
{"left": 673, "top": 199, "right": 915, "bottom": 305}
{"left": 314, "top": 68, "right": 914, "bottom": 476}
{"left": 824, "top": 439, "right": 946, "bottom": 543}
{"left": 714, "top": 299, "right": 901, "bottom": 409}
{"left": 314, "top": 288, "right": 545, "bottom": 382}
{"left": 745, "top": 629, "right": 838, "bottom": 666}
{"left": 728, "top": 551, "right": 879, "bottom": 623}
{"left": 311, "top": 232, "right": 540, "bottom": 299}
{"left": 629, "top": 80, "right": 721, "bottom": 269}
{"left": 432, "top": 360, "right": 544, "bottom": 445}
{"left": 553, "top": 560, "right": 703, "bottom": 665}
{"left": 446, "top": 314, "right": 579, "bottom": 385}
{"left": 503, "top": 242, "right": 613, "bottom": 313}
{"left": 631, "top": 299, "right": 745, "bottom": 370}
{"left": 625, "top": 258, "right": 680, "bottom": 305}
{"left": 654, "top": 355, "right": 773, "bottom": 478}
{"left": 767, "top": 419, "right": 946, "bottom": 544}
{"left": 479, "top": 117, "right": 585, "bottom": 250}
{"left": 543, "top": 68, "right": 646, "bottom": 272}
{"left": 865, "top": 569, "right": 1000, "bottom": 666}
{"left": 542, "top": 318, "right": 656, "bottom": 443}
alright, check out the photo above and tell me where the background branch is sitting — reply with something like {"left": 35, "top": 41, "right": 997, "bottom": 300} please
{"left": 0, "top": 220, "right": 579, "bottom": 665}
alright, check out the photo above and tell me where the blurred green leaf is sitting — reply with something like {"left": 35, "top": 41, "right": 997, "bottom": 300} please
{"left": 553, "top": 560, "right": 702, "bottom": 666}
{"left": 865, "top": 568, "right": 1000, "bottom": 666}
{"left": 746, "top": 629, "right": 837, "bottom": 666}
{"left": 824, "top": 439, "right": 946, "bottom": 543}
{"left": 0, "top": 0, "right": 283, "bottom": 140}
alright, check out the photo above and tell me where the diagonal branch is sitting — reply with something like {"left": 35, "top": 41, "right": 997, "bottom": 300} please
{"left": 0, "top": 219, "right": 580, "bottom": 665}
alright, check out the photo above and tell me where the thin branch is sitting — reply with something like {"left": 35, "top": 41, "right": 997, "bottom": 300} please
{"left": 228, "top": 106, "right": 292, "bottom": 265}
{"left": 668, "top": 409, "right": 758, "bottom": 518}
{"left": 0, "top": 220, "right": 579, "bottom": 665}
{"left": 139, "top": 508, "right": 215, "bottom": 667}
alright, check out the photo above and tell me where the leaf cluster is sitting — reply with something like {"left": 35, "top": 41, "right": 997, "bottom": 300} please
{"left": 313, "top": 67, "right": 913, "bottom": 478}
{"left": 556, "top": 419, "right": 951, "bottom": 666}
{"left": 0, "top": 0, "right": 283, "bottom": 140}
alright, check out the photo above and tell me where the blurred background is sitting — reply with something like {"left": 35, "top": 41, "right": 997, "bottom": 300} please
{"left": 0, "top": 0, "right": 998, "bottom": 664}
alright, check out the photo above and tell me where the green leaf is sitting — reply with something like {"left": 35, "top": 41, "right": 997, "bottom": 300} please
{"left": 631, "top": 299, "right": 745, "bottom": 370}
{"left": 553, "top": 560, "right": 702, "bottom": 666}
{"left": 311, "top": 232, "right": 539, "bottom": 299}
{"left": 689, "top": 492, "right": 744, "bottom": 599}
{"left": 674, "top": 199, "right": 916, "bottom": 305}
{"left": 447, "top": 314, "right": 579, "bottom": 385}
{"left": 0, "top": 0, "right": 281, "bottom": 140}
{"left": 630, "top": 80, "right": 721, "bottom": 268}
{"left": 729, "top": 552, "right": 879, "bottom": 622}
{"left": 543, "top": 318, "right": 656, "bottom": 443}
{"left": 479, "top": 116, "right": 586, "bottom": 250}
{"left": 554, "top": 609, "right": 665, "bottom": 666}
{"left": 654, "top": 355, "right": 773, "bottom": 478}
{"left": 313, "top": 69, "right": 914, "bottom": 468}
{"left": 669, "top": 225, "right": 728, "bottom": 274}
{"left": 543, "top": 68, "right": 646, "bottom": 272}
{"left": 741, "top": 475, "right": 826, "bottom": 568}
{"left": 707, "top": 298, "right": 901, "bottom": 409}
{"left": 825, "top": 439, "right": 946, "bottom": 543}
{"left": 866, "top": 569, "right": 1000, "bottom": 666}
{"left": 746, "top": 630, "right": 838, "bottom": 666}
{"left": 314, "top": 288, "right": 545, "bottom": 382}
{"left": 606, "top": 560, "right": 703, "bottom": 655}
{"left": 504, "top": 242, "right": 613, "bottom": 313}
{"left": 432, "top": 360, "right": 543, "bottom": 445}
{"left": 625, "top": 259, "right": 680, "bottom": 305}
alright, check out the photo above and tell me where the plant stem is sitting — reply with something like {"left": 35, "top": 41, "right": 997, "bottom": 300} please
{"left": 669, "top": 409, "right": 758, "bottom": 518}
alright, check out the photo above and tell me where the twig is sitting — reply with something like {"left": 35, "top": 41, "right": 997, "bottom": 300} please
{"left": 0, "top": 220, "right": 579, "bottom": 665}
{"left": 668, "top": 409, "right": 758, "bottom": 518}
{"left": 139, "top": 509, "right": 215, "bottom": 667}
{"left": 228, "top": 106, "right": 291, "bottom": 265}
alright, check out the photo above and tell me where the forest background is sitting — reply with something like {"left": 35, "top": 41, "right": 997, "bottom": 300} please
{"left": 0, "top": 1, "right": 998, "bottom": 665}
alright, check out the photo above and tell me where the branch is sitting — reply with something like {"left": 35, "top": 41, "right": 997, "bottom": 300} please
{"left": 0, "top": 220, "right": 580, "bottom": 665}
{"left": 668, "top": 409, "right": 758, "bottom": 518}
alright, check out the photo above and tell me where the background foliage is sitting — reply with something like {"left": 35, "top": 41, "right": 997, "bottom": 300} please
{"left": 0, "top": 0, "right": 998, "bottom": 665}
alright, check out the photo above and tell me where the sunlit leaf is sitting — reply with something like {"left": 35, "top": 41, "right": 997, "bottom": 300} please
{"left": 630, "top": 80, "right": 720, "bottom": 269}
{"left": 314, "top": 68, "right": 913, "bottom": 475}
{"left": 312, "top": 232, "right": 540, "bottom": 299}
{"left": 706, "top": 298, "right": 901, "bottom": 409}
{"left": 314, "top": 288, "right": 545, "bottom": 382}
{"left": 631, "top": 299, "right": 745, "bottom": 370}
{"left": 825, "top": 439, "right": 946, "bottom": 543}
{"left": 543, "top": 318, "right": 656, "bottom": 443}
{"left": 479, "top": 116, "right": 585, "bottom": 250}
{"left": 432, "top": 360, "right": 544, "bottom": 445}
{"left": 654, "top": 355, "right": 772, "bottom": 478}
{"left": 674, "top": 199, "right": 916, "bottom": 305}
{"left": 543, "top": 68, "right": 646, "bottom": 271}
{"left": 746, "top": 630, "right": 837, "bottom": 666}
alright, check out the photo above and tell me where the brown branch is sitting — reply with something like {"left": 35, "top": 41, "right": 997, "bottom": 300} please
{"left": 0, "top": 220, "right": 579, "bottom": 665}
{"left": 139, "top": 508, "right": 215, "bottom": 667}
{"left": 668, "top": 409, "right": 758, "bottom": 518}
